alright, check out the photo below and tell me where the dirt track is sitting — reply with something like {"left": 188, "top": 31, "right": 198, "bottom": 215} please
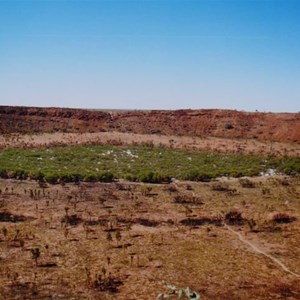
{"left": 225, "top": 224, "right": 300, "bottom": 278}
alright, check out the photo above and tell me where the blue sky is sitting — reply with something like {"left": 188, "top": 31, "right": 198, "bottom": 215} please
{"left": 0, "top": 0, "right": 299, "bottom": 112}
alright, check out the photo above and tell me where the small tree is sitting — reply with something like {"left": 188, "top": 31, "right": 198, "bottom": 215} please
{"left": 115, "top": 230, "right": 122, "bottom": 245}
{"left": 106, "top": 232, "right": 113, "bottom": 244}
{"left": 31, "top": 248, "right": 40, "bottom": 266}
{"left": 247, "top": 219, "right": 257, "bottom": 232}
{"left": 64, "top": 228, "right": 69, "bottom": 239}
{"left": 64, "top": 207, "right": 70, "bottom": 217}
{"left": 1, "top": 227, "right": 8, "bottom": 238}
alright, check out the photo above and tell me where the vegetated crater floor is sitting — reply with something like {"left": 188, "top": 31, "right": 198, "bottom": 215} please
{"left": 0, "top": 177, "right": 300, "bottom": 299}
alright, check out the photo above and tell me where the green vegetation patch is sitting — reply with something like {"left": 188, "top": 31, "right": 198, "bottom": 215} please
{"left": 0, "top": 145, "right": 299, "bottom": 183}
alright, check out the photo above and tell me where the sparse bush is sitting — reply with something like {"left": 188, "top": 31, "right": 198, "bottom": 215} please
{"left": 272, "top": 213, "right": 296, "bottom": 224}
{"left": 61, "top": 214, "right": 82, "bottom": 226}
{"left": 261, "top": 187, "right": 270, "bottom": 195}
{"left": 211, "top": 182, "right": 231, "bottom": 191}
{"left": 0, "top": 198, "right": 7, "bottom": 208}
{"left": 224, "top": 210, "right": 243, "bottom": 225}
{"left": 174, "top": 195, "right": 203, "bottom": 205}
{"left": 0, "top": 212, "right": 27, "bottom": 223}
{"left": 239, "top": 178, "right": 255, "bottom": 188}
{"left": 180, "top": 217, "right": 222, "bottom": 227}
{"left": 135, "top": 218, "right": 159, "bottom": 227}
{"left": 92, "top": 272, "right": 123, "bottom": 293}
{"left": 246, "top": 219, "right": 257, "bottom": 232}
{"left": 278, "top": 178, "right": 289, "bottom": 186}
{"left": 114, "top": 183, "right": 133, "bottom": 191}
{"left": 186, "top": 184, "right": 193, "bottom": 191}
{"left": 164, "top": 184, "right": 178, "bottom": 193}
{"left": 224, "top": 123, "right": 234, "bottom": 130}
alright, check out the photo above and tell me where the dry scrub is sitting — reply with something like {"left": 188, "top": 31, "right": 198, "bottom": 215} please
{"left": 0, "top": 176, "right": 299, "bottom": 299}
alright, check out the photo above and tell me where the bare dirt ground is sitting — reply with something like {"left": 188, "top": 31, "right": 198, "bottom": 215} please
{"left": 0, "top": 176, "right": 300, "bottom": 299}
{"left": 0, "top": 131, "right": 299, "bottom": 157}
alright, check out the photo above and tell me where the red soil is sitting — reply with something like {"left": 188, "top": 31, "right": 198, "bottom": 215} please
{"left": 0, "top": 106, "right": 299, "bottom": 143}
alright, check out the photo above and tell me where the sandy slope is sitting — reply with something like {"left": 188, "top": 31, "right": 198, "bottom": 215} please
{"left": 0, "top": 131, "right": 299, "bottom": 156}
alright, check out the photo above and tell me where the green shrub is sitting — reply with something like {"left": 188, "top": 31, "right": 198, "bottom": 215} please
{"left": 44, "top": 174, "right": 60, "bottom": 184}
{"left": 14, "top": 169, "right": 29, "bottom": 180}
{"left": 123, "top": 173, "right": 138, "bottom": 182}
{"left": 83, "top": 174, "right": 98, "bottom": 182}
{"left": 0, "top": 169, "right": 8, "bottom": 179}
{"left": 184, "top": 170, "right": 213, "bottom": 182}
{"left": 97, "top": 172, "right": 114, "bottom": 182}
{"left": 138, "top": 171, "right": 170, "bottom": 183}
{"left": 70, "top": 173, "right": 82, "bottom": 182}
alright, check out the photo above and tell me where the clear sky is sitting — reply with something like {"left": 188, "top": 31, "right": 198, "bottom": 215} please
{"left": 0, "top": 0, "right": 299, "bottom": 112}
